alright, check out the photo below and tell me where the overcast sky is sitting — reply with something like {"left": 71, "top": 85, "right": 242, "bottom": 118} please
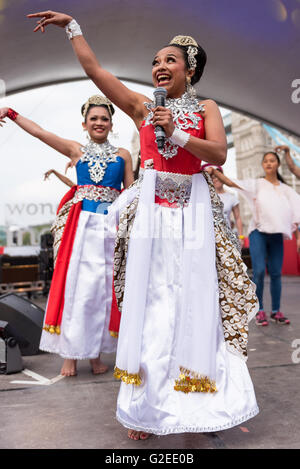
{"left": 0, "top": 79, "right": 235, "bottom": 229}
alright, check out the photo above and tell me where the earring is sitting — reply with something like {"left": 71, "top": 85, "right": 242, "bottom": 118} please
{"left": 83, "top": 128, "right": 90, "bottom": 141}
{"left": 186, "top": 76, "right": 196, "bottom": 98}
{"left": 110, "top": 129, "right": 118, "bottom": 139}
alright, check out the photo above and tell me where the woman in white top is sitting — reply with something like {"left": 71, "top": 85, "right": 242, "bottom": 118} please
{"left": 202, "top": 164, "right": 244, "bottom": 247}
{"left": 207, "top": 152, "right": 300, "bottom": 326}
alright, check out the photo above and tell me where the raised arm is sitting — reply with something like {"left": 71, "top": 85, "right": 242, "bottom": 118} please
{"left": 27, "top": 11, "right": 148, "bottom": 127}
{"left": 205, "top": 166, "right": 242, "bottom": 189}
{"left": 44, "top": 169, "right": 75, "bottom": 187}
{"left": 275, "top": 145, "right": 300, "bottom": 180}
{"left": 0, "top": 107, "right": 81, "bottom": 161}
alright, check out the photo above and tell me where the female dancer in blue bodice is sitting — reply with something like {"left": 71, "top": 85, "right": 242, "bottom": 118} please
{"left": 0, "top": 97, "right": 134, "bottom": 376}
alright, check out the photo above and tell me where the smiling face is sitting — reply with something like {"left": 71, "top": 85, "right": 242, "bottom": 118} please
{"left": 151, "top": 46, "right": 194, "bottom": 98}
{"left": 82, "top": 105, "right": 112, "bottom": 143}
{"left": 262, "top": 152, "right": 280, "bottom": 177}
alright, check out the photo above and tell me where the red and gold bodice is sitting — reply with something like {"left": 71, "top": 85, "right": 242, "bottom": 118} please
{"left": 139, "top": 93, "right": 205, "bottom": 174}
{"left": 139, "top": 93, "right": 205, "bottom": 205}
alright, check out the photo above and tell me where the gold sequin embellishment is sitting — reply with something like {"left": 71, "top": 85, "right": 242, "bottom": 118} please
{"left": 114, "top": 366, "right": 142, "bottom": 386}
{"left": 174, "top": 367, "right": 217, "bottom": 394}
{"left": 43, "top": 324, "right": 61, "bottom": 335}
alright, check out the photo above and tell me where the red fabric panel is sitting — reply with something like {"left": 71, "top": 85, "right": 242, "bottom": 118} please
{"left": 44, "top": 200, "right": 82, "bottom": 327}
{"left": 282, "top": 234, "right": 300, "bottom": 275}
{"left": 109, "top": 276, "right": 121, "bottom": 335}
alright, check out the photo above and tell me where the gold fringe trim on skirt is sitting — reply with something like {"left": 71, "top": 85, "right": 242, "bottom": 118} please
{"left": 114, "top": 366, "right": 142, "bottom": 386}
{"left": 110, "top": 331, "right": 119, "bottom": 338}
{"left": 43, "top": 324, "right": 61, "bottom": 335}
{"left": 174, "top": 367, "right": 217, "bottom": 394}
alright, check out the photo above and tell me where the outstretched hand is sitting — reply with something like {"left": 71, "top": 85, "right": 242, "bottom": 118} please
{"left": 65, "top": 160, "right": 75, "bottom": 173}
{"left": 275, "top": 145, "right": 290, "bottom": 154}
{"left": 27, "top": 10, "right": 72, "bottom": 33}
{"left": 203, "top": 166, "right": 214, "bottom": 176}
{"left": 0, "top": 107, "right": 8, "bottom": 127}
{"left": 44, "top": 169, "right": 55, "bottom": 180}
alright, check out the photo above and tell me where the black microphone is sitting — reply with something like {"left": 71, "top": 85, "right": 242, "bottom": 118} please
{"left": 153, "top": 87, "right": 167, "bottom": 150}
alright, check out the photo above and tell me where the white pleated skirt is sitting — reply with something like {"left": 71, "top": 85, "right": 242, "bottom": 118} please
{"left": 116, "top": 203, "right": 259, "bottom": 435}
{"left": 39, "top": 210, "right": 117, "bottom": 359}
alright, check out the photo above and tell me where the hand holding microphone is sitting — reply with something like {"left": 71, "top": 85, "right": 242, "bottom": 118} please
{"left": 152, "top": 88, "right": 190, "bottom": 151}
{"left": 153, "top": 87, "right": 174, "bottom": 149}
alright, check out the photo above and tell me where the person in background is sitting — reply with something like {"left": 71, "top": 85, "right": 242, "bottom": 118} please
{"left": 202, "top": 164, "right": 244, "bottom": 247}
{"left": 210, "top": 151, "right": 300, "bottom": 327}
{"left": 0, "top": 96, "right": 133, "bottom": 377}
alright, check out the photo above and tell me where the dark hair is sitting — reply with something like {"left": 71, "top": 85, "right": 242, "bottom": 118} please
{"left": 262, "top": 151, "right": 286, "bottom": 184}
{"left": 81, "top": 103, "right": 115, "bottom": 122}
{"left": 168, "top": 43, "right": 207, "bottom": 85}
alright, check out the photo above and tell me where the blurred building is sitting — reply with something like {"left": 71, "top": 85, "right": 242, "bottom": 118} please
{"left": 231, "top": 112, "right": 300, "bottom": 233}
{"left": 223, "top": 111, "right": 234, "bottom": 150}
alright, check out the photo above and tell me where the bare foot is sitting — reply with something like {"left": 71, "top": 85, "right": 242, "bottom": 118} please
{"left": 90, "top": 357, "right": 108, "bottom": 375}
{"left": 60, "top": 359, "right": 77, "bottom": 377}
{"left": 128, "top": 430, "right": 151, "bottom": 440}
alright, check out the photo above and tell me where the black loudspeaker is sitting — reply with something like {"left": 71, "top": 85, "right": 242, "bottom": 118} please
{"left": 0, "top": 320, "right": 24, "bottom": 374}
{"left": 0, "top": 293, "right": 44, "bottom": 356}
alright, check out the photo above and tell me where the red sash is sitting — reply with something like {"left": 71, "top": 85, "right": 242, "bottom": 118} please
{"left": 109, "top": 279, "right": 121, "bottom": 337}
{"left": 43, "top": 187, "right": 82, "bottom": 334}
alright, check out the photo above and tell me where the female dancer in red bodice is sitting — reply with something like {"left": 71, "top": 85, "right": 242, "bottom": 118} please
{"left": 27, "top": 10, "right": 259, "bottom": 440}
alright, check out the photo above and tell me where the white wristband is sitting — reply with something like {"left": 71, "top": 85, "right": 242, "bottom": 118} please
{"left": 65, "top": 19, "right": 82, "bottom": 40}
{"left": 169, "top": 127, "right": 190, "bottom": 148}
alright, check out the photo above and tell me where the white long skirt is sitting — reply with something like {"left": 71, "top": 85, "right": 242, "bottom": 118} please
{"left": 116, "top": 204, "right": 259, "bottom": 435}
{"left": 40, "top": 210, "right": 117, "bottom": 359}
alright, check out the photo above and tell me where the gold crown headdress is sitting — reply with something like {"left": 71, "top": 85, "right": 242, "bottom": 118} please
{"left": 82, "top": 95, "right": 114, "bottom": 119}
{"left": 169, "top": 35, "right": 198, "bottom": 70}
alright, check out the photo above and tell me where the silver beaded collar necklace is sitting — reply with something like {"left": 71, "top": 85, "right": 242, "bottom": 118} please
{"left": 80, "top": 140, "right": 118, "bottom": 184}
{"left": 144, "top": 92, "right": 205, "bottom": 160}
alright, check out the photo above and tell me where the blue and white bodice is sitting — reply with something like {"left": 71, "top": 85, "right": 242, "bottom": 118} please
{"left": 75, "top": 140, "right": 125, "bottom": 214}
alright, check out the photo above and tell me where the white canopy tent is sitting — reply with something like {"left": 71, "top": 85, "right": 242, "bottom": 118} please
{"left": 0, "top": 0, "right": 299, "bottom": 136}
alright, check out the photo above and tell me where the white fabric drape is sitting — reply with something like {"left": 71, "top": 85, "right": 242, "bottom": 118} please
{"left": 115, "top": 172, "right": 259, "bottom": 434}
{"left": 115, "top": 170, "right": 156, "bottom": 376}
{"left": 40, "top": 211, "right": 117, "bottom": 359}
{"left": 115, "top": 171, "right": 219, "bottom": 385}
{"left": 173, "top": 173, "right": 218, "bottom": 381}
